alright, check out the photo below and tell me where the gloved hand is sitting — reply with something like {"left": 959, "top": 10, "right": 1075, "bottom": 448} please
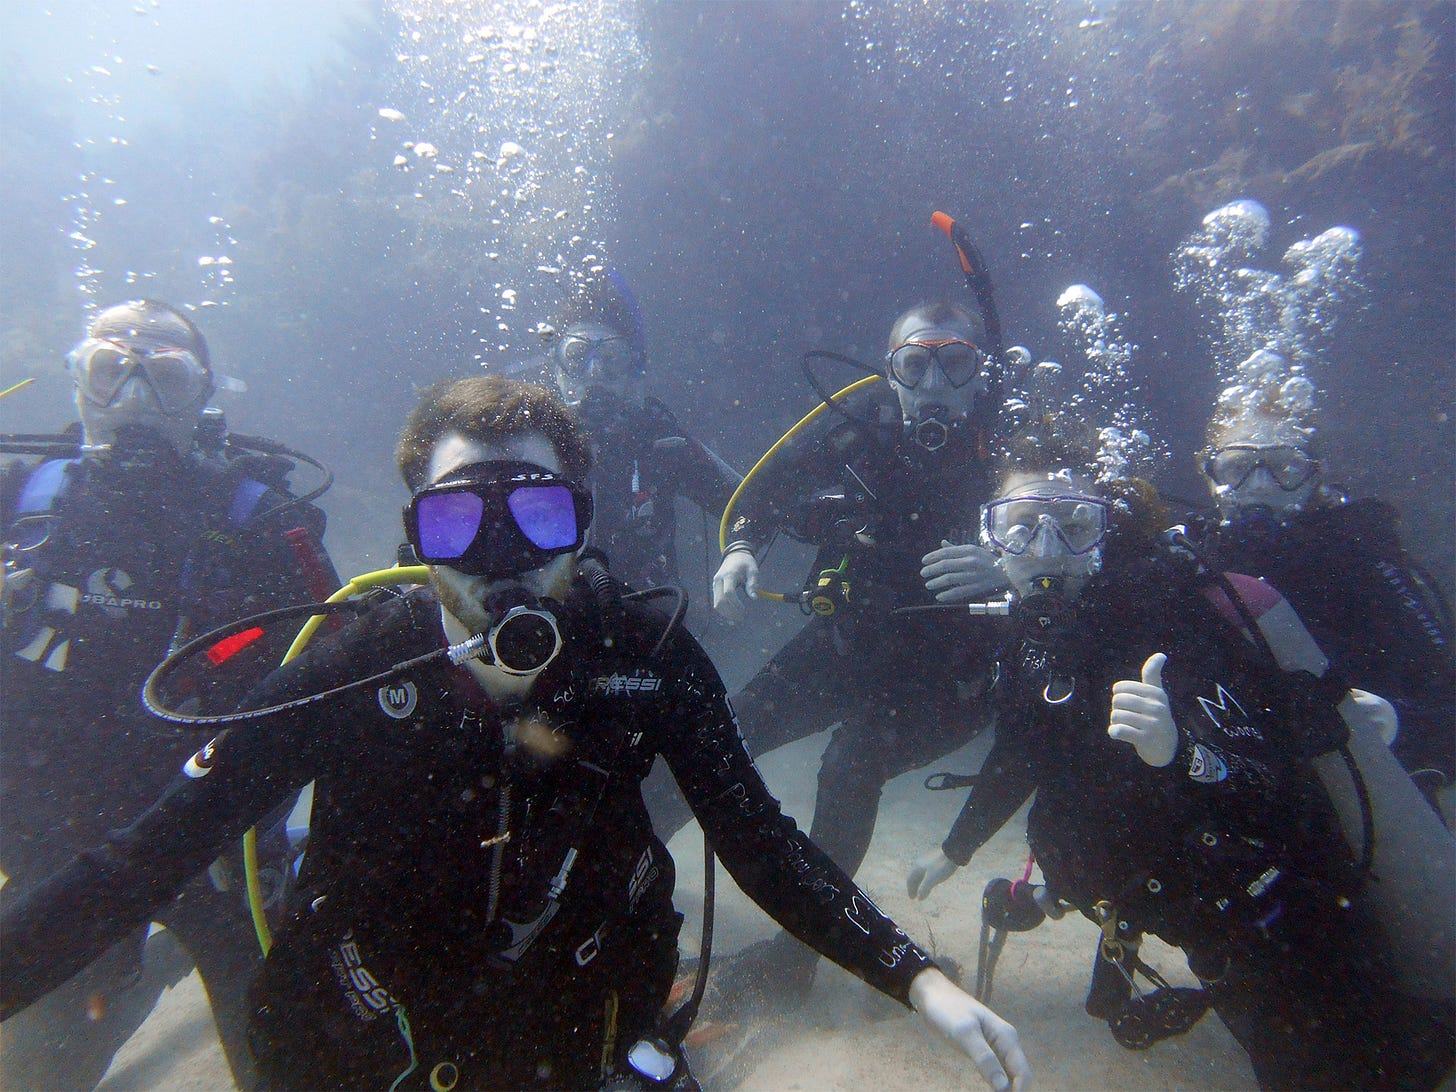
{"left": 1339, "top": 687, "right": 1399, "bottom": 747}
{"left": 1107, "top": 652, "right": 1177, "bottom": 767}
{"left": 907, "top": 848, "right": 960, "bottom": 900}
{"left": 909, "top": 967, "right": 1032, "bottom": 1092}
{"left": 920, "top": 540, "right": 1010, "bottom": 604}
{"left": 712, "top": 550, "right": 760, "bottom": 623}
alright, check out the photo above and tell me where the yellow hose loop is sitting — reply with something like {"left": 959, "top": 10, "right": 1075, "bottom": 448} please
{"left": 281, "top": 566, "right": 431, "bottom": 665}
{"left": 243, "top": 826, "right": 272, "bottom": 954}
{"left": 717, "top": 375, "right": 882, "bottom": 600}
{"left": 246, "top": 564, "right": 432, "bottom": 955}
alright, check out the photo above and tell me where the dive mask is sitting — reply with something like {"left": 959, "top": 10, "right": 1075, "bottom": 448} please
{"left": 982, "top": 494, "right": 1111, "bottom": 557}
{"left": 1203, "top": 444, "right": 1317, "bottom": 492}
{"left": 404, "top": 461, "right": 592, "bottom": 580}
{"left": 557, "top": 332, "right": 637, "bottom": 380}
{"left": 69, "top": 337, "right": 213, "bottom": 415}
{"left": 886, "top": 337, "right": 988, "bottom": 390}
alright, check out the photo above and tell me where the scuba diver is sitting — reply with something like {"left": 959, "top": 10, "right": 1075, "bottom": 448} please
{"left": 1185, "top": 350, "right": 1454, "bottom": 821}
{"left": 0, "top": 376, "right": 1030, "bottom": 1092}
{"left": 546, "top": 271, "right": 740, "bottom": 593}
{"left": 905, "top": 451, "right": 1455, "bottom": 1090}
{"left": 0, "top": 299, "right": 339, "bottom": 1092}
{"left": 702, "top": 215, "right": 1011, "bottom": 1002}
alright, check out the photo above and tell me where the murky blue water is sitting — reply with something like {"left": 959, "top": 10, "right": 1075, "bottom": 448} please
{"left": 0, "top": 2, "right": 1450, "bottom": 1088}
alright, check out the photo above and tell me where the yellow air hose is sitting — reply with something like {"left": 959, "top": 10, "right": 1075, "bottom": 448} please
{"left": 244, "top": 565, "right": 431, "bottom": 954}
{"left": 717, "top": 375, "right": 881, "bottom": 602}
{"left": 0, "top": 377, "right": 37, "bottom": 401}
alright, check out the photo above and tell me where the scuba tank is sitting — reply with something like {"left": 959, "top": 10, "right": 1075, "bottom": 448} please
{"left": 1202, "top": 568, "right": 1456, "bottom": 1001}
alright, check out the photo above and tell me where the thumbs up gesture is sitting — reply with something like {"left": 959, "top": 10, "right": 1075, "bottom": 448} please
{"left": 1108, "top": 652, "right": 1178, "bottom": 767}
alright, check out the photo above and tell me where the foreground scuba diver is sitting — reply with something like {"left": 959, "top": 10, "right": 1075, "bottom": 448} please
{"left": 0, "top": 300, "right": 338, "bottom": 1091}
{"left": 1188, "top": 352, "right": 1455, "bottom": 820}
{"left": 546, "top": 271, "right": 740, "bottom": 593}
{"left": 906, "top": 456, "right": 1455, "bottom": 1090}
{"left": 0, "top": 376, "right": 1030, "bottom": 1092}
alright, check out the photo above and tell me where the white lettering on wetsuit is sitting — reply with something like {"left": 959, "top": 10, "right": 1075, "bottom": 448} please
{"left": 329, "top": 930, "right": 395, "bottom": 1022}
{"left": 1376, "top": 559, "right": 1447, "bottom": 648}
{"left": 83, "top": 567, "right": 162, "bottom": 616}
{"left": 590, "top": 672, "right": 662, "bottom": 696}
{"left": 79, "top": 593, "right": 163, "bottom": 610}
{"left": 626, "top": 846, "right": 659, "bottom": 913}
{"left": 1195, "top": 684, "right": 1263, "bottom": 742}
{"left": 575, "top": 921, "right": 607, "bottom": 966}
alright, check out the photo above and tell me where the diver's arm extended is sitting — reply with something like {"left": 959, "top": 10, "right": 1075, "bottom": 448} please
{"left": 0, "top": 633, "right": 348, "bottom": 1019}
{"left": 655, "top": 629, "right": 1030, "bottom": 1090}
{"left": 1313, "top": 690, "right": 1456, "bottom": 1002}
{"left": 0, "top": 720, "right": 311, "bottom": 1018}
{"left": 941, "top": 726, "right": 1041, "bottom": 868}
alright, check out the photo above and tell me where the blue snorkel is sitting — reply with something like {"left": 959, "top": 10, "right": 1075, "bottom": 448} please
{"left": 605, "top": 267, "right": 648, "bottom": 374}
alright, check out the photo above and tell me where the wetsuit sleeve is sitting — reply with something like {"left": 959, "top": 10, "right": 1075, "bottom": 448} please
{"left": 1349, "top": 548, "right": 1455, "bottom": 782}
{"left": 942, "top": 723, "right": 1039, "bottom": 867}
{"left": 0, "top": 635, "right": 346, "bottom": 1019}
{"left": 1295, "top": 502, "right": 1454, "bottom": 781}
{"left": 654, "top": 629, "right": 935, "bottom": 1004}
{"left": 723, "top": 416, "right": 854, "bottom": 554}
{"left": 643, "top": 398, "right": 742, "bottom": 518}
{"left": 0, "top": 458, "right": 31, "bottom": 526}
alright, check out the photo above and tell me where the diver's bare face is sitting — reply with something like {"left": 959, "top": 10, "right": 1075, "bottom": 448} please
{"left": 424, "top": 429, "right": 577, "bottom": 634}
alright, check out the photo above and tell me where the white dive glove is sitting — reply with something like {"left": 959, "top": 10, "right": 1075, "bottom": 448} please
{"left": 909, "top": 967, "right": 1032, "bottom": 1092}
{"left": 907, "top": 847, "right": 960, "bottom": 901}
{"left": 1107, "top": 652, "right": 1177, "bottom": 767}
{"left": 920, "top": 540, "right": 1010, "bottom": 604}
{"left": 711, "top": 548, "right": 760, "bottom": 622}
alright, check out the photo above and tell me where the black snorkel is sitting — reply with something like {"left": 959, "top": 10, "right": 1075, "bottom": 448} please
{"left": 931, "top": 210, "right": 1007, "bottom": 440}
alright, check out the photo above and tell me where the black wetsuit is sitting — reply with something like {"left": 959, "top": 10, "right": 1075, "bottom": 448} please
{"left": 579, "top": 394, "right": 740, "bottom": 591}
{"left": 1, "top": 581, "right": 935, "bottom": 1091}
{"left": 938, "top": 548, "right": 1454, "bottom": 1090}
{"left": 0, "top": 440, "right": 336, "bottom": 1091}
{"left": 1194, "top": 500, "right": 1455, "bottom": 797}
{"left": 718, "top": 386, "right": 998, "bottom": 879}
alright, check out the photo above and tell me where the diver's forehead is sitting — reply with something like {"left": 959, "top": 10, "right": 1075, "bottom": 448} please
{"left": 997, "top": 470, "right": 1093, "bottom": 498}
{"left": 562, "top": 320, "right": 622, "bottom": 341}
{"left": 897, "top": 324, "right": 973, "bottom": 346}
{"left": 425, "top": 430, "right": 562, "bottom": 485}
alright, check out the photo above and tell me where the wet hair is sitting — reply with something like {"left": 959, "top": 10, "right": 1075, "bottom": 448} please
{"left": 396, "top": 376, "right": 592, "bottom": 492}
{"left": 1202, "top": 405, "right": 1324, "bottom": 462}
{"left": 559, "top": 271, "right": 646, "bottom": 363}
{"left": 88, "top": 299, "right": 211, "bottom": 370}
{"left": 994, "top": 415, "right": 1167, "bottom": 542}
{"left": 887, "top": 300, "right": 986, "bottom": 352}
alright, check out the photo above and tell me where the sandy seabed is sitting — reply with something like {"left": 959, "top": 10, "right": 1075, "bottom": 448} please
{"left": 70, "top": 728, "right": 1257, "bottom": 1091}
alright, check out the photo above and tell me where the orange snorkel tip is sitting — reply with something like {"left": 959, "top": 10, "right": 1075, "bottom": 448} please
{"left": 931, "top": 210, "right": 976, "bottom": 274}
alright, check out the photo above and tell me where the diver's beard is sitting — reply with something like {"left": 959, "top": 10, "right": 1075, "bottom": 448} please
{"left": 430, "top": 554, "right": 576, "bottom": 635}
{"left": 432, "top": 570, "right": 495, "bottom": 634}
